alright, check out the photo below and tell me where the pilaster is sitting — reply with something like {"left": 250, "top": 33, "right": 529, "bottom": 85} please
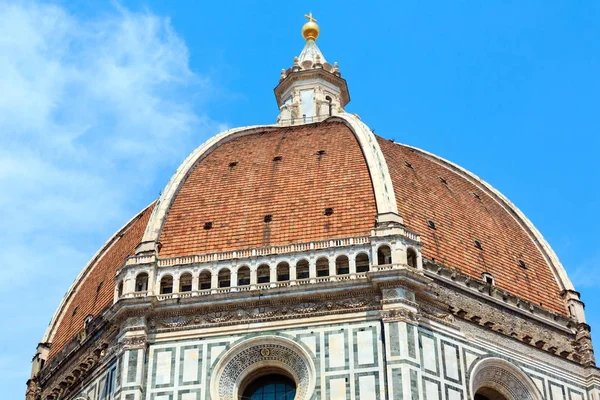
{"left": 117, "top": 317, "right": 148, "bottom": 400}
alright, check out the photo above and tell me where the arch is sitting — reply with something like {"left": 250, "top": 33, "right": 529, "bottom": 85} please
{"left": 218, "top": 269, "right": 231, "bottom": 288}
{"left": 316, "top": 257, "right": 329, "bottom": 277}
{"left": 469, "top": 357, "right": 542, "bottom": 400}
{"left": 134, "top": 272, "right": 149, "bottom": 292}
{"left": 406, "top": 247, "right": 417, "bottom": 268}
{"left": 199, "top": 270, "right": 212, "bottom": 290}
{"left": 257, "top": 264, "right": 270, "bottom": 284}
{"left": 179, "top": 272, "right": 192, "bottom": 292}
{"left": 355, "top": 252, "right": 370, "bottom": 273}
{"left": 238, "top": 266, "right": 251, "bottom": 286}
{"left": 117, "top": 281, "right": 123, "bottom": 298}
{"left": 335, "top": 255, "right": 349, "bottom": 275}
{"left": 160, "top": 275, "right": 173, "bottom": 294}
{"left": 377, "top": 245, "right": 392, "bottom": 265}
{"left": 277, "top": 262, "right": 290, "bottom": 282}
{"left": 210, "top": 335, "right": 316, "bottom": 400}
{"left": 296, "top": 259, "right": 309, "bottom": 280}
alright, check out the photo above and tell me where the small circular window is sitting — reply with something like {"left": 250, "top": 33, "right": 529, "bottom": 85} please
{"left": 241, "top": 374, "right": 296, "bottom": 400}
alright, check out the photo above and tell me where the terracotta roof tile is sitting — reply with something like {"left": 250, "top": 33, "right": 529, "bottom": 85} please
{"left": 158, "top": 122, "right": 378, "bottom": 256}
{"left": 47, "top": 121, "right": 569, "bottom": 360}
{"left": 377, "top": 138, "right": 566, "bottom": 315}
{"left": 48, "top": 203, "right": 154, "bottom": 359}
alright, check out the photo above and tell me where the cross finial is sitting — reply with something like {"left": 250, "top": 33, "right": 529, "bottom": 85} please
{"left": 301, "top": 12, "right": 320, "bottom": 41}
{"left": 304, "top": 12, "right": 317, "bottom": 23}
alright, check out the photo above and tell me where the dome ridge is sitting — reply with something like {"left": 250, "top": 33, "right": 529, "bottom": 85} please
{"left": 136, "top": 124, "right": 279, "bottom": 255}
{"left": 395, "top": 141, "right": 575, "bottom": 294}
{"left": 42, "top": 202, "right": 155, "bottom": 353}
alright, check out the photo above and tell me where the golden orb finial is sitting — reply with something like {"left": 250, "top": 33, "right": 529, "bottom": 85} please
{"left": 302, "top": 12, "right": 320, "bottom": 41}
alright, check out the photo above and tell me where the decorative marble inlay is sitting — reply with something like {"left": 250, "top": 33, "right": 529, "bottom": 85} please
{"left": 470, "top": 358, "right": 541, "bottom": 400}
{"left": 211, "top": 336, "right": 315, "bottom": 400}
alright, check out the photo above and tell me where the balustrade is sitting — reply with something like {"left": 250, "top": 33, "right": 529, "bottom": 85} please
{"left": 117, "top": 234, "right": 423, "bottom": 302}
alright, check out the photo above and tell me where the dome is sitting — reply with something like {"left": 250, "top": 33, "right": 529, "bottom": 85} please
{"left": 27, "top": 14, "right": 595, "bottom": 400}
{"left": 30, "top": 14, "right": 596, "bottom": 400}
{"left": 42, "top": 114, "right": 575, "bottom": 361}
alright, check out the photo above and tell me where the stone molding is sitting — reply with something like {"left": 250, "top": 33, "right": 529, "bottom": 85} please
{"left": 210, "top": 335, "right": 316, "bottom": 400}
{"left": 575, "top": 323, "right": 596, "bottom": 367}
{"left": 34, "top": 264, "right": 596, "bottom": 399}
{"left": 327, "top": 114, "right": 402, "bottom": 225}
{"left": 432, "top": 274, "right": 581, "bottom": 362}
{"left": 469, "top": 357, "right": 543, "bottom": 400}
{"left": 424, "top": 260, "right": 573, "bottom": 332}
{"left": 145, "top": 289, "right": 382, "bottom": 334}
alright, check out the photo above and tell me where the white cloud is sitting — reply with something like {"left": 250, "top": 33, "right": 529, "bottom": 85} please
{"left": 0, "top": 1, "right": 223, "bottom": 395}
{"left": 569, "top": 251, "right": 600, "bottom": 289}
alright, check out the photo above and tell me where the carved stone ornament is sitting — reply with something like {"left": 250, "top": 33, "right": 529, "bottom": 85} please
{"left": 380, "top": 308, "right": 419, "bottom": 322}
{"left": 419, "top": 301, "right": 455, "bottom": 325}
{"left": 210, "top": 335, "right": 316, "bottom": 400}
{"left": 25, "top": 379, "right": 41, "bottom": 400}
{"left": 119, "top": 335, "right": 147, "bottom": 350}
{"left": 434, "top": 283, "right": 580, "bottom": 361}
{"left": 156, "top": 316, "right": 193, "bottom": 328}
{"left": 39, "top": 339, "right": 113, "bottom": 400}
{"left": 575, "top": 323, "right": 596, "bottom": 367}
{"left": 469, "top": 357, "right": 542, "bottom": 400}
{"left": 148, "top": 294, "right": 379, "bottom": 333}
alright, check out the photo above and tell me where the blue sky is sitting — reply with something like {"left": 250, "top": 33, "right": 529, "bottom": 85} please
{"left": 1, "top": 1, "right": 599, "bottom": 398}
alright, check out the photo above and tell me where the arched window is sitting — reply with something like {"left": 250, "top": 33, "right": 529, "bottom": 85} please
{"left": 135, "top": 272, "right": 148, "bottom": 292}
{"left": 316, "top": 257, "right": 329, "bottom": 277}
{"left": 160, "top": 275, "right": 173, "bottom": 294}
{"left": 199, "top": 270, "right": 211, "bottom": 290}
{"left": 325, "top": 95, "right": 333, "bottom": 116}
{"left": 238, "top": 266, "right": 250, "bottom": 286}
{"left": 296, "top": 259, "right": 309, "bottom": 279}
{"left": 218, "top": 269, "right": 231, "bottom": 288}
{"left": 356, "top": 253, "right": 370, "bottom": 273}
{"left": 336, "top": 255, "right": 349, "bottom": 275}
{"left": 117, "top": 281, "right": 124, "bottom": 298}
{"left": 474, "top": 389, "right": 508, "bottom": 400}
{"left": 470, "top": 357, "right": 540, "bottom": 400}
{"left": 407, "top": 248, "right": 417, "bottom": 268}
{"left": 179, "top": 273, "right": 192, "bottom": 292}
{"left": 277, "top": 262, "right": 290, "bottom": 281}
{"left": 257, "top": 264, "right": 270, "bottom": 284}
{"left": 377, "top": 245, "right": 392, "bottom": 265}
{"left": 241, "top": 374, "right": 296, "bottom": 400}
